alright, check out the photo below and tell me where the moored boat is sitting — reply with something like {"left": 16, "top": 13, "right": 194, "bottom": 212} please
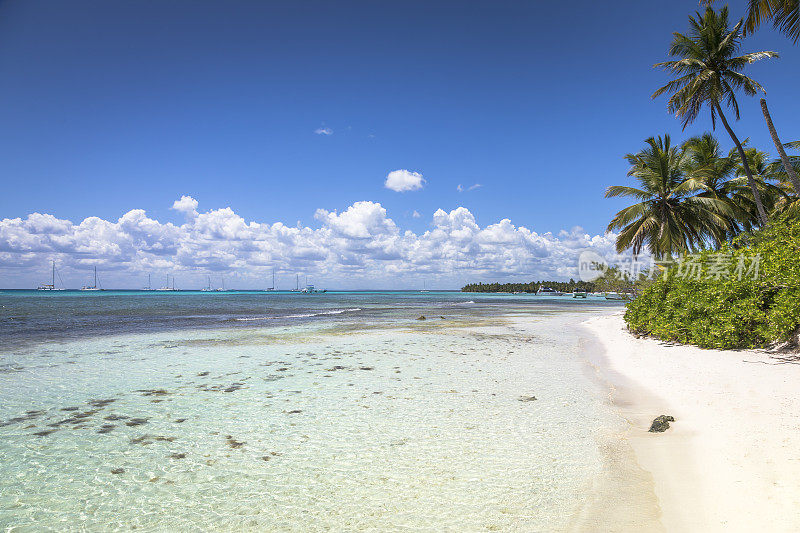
{"left": 537, "top": 287, "right": 564, "bottom": 296}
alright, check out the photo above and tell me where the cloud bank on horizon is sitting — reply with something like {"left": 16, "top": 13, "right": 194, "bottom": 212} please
{"left": 0, "top": 196, "right": 626, "bottom": 288}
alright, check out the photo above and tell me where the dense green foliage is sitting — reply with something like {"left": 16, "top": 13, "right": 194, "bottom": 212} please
{"left": 461, "top": 280, "right": 596, "bottom": 293}
{"left": 624, "top": 215, "right": 800, "bottom": 349}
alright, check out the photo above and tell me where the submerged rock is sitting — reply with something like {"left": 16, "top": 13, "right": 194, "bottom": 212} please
{"left": 87, "top": 398, "right": 117, "bottom": 408}
{"left": 110, "top": 468, "right": 125, "bottom": 474}
{"left": 648, "top": 415, "right": 675, "bottom": 433}
{"left": 416, "top": 316, "right": 426, "bottom": 320}
{"left": 225, "top": 435, "right": 245, "bottom": 449}
{"left": 518, "top": 395, "right": 537, "bottom": 402}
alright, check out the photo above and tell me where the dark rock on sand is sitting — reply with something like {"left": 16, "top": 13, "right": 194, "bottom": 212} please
{"left": 110, "top": 468, "right": 125, "bottom": 474}
{"left": 97, "top": 424, "right": 116, "bottom": 434}
{"left": 648, "top": 415, "right": 675, "bottom": 433}
{"left": 518, "top": 395, "right": 537, "bottom": 402}
{"left": 169, "top": 452, "right": 186, "bottom": 459}
{"left": 416, "top": 316, "right": 426, "bottom": 320}
{"left": 125, "top": 418, "right": 148, "bottom": 427}
{"left": 32, "top": 429, "right": 58, "bottom": 437}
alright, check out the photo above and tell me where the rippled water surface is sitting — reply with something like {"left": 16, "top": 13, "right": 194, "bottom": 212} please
{"left": 0, "top": 291, "right": 624, "bottom": 530}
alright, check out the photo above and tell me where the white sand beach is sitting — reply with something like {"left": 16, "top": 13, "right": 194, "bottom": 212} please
{"left": 585, "top": 312, "right": 800, "bottom": 532}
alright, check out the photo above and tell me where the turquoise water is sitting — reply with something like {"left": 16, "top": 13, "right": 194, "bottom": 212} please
{"left": 0, "top": 292, "right": 624, "bottom": 530}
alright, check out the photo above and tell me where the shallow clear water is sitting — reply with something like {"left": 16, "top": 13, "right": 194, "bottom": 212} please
{"left": 0, "top": 292, "right": 624, "bottom": 530}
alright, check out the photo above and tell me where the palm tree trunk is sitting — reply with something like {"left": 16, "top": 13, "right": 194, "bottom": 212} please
{"left": 714, "top": 102, "right": 769, "bottom": 226}
{"left": 761, "top": 98, "right": 800, "bottom": 196}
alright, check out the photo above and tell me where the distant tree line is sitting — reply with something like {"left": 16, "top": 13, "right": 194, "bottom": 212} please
{"left": 461, "top": 279, "right": 597, "bottom": 293}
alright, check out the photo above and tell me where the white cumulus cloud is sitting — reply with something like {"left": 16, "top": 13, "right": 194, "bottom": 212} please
{"left": 385, "top": 170, "right": 424, "bottom": 192}
{"left": 314, "top": 127, "right": 333, "bottom": 136}
{"left": 171, "top": 195, "right": 199, "bottom": 216}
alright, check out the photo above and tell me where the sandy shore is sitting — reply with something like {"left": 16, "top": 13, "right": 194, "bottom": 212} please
{"left": 583, "top": 312, "right": 800, "bottom": 532}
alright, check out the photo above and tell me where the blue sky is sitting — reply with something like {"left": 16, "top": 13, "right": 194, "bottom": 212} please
{"left": 0, "top": 0, "right": 797, "bottom": 288}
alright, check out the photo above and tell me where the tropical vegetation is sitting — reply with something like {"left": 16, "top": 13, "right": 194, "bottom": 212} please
{"left": 625, "top": 214, "right": 800, "bottom": 349}
{"left": 461, "top": 280, "right": 596, "bottom": 293}
{"left": 611, "top": 3, "right": 799, "bottom": 349}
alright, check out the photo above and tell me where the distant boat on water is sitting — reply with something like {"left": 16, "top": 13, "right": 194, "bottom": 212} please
{"left": 265, "top": 268, "right": 276, "bottom": 291}
{"left": 301, "top": 284, "right": 326, "bottom": 294}
{"left": 141, "top": 274, "right": 155, "bottom": 291}
{"left": 572, "top": 290, "right": 587, "bottom": 299}
{"left": 537, "top": 287, "right": 563, "bottom": 296}
{"left": 603, "top": 292, "right": 630, "bottom": 300}
{"left": 37, "top": 261, "right": 65, "bottom": 290}
{"left": 80, "top": 266, "right": 103, "bottom": 291}
{"left": 157, "top": 275, "right": 178, "bottom": 291}
{"left": 201, "top": 276, "right": 214, "bottom": 292}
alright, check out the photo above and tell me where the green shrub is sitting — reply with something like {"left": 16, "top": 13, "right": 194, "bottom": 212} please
{"left": 624, "top": 215, "right": 800, "bottom": 349}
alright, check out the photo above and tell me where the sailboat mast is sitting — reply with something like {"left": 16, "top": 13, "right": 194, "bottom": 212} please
{"left": 94, "top": 266, "right": 97, "bottom": 288}
{"left": 52, "top": 261, "right": 55, "bottom": 286}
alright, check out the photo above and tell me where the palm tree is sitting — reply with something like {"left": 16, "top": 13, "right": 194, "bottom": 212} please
{"left": 652, "top": 6, "right": 778, "bottom": 226}
{"left": 702, "top": 3, "right": 800, "bottom": 193}
{"left": 681, "top": 133, "right": 752, "bottom": 241}
{"left": 606, "top": 135, "right": 732, "bottom": 259}
{"left": 744, "top": 0, "right": 800, "bottom": 42}
{"left": 759, "top": 99, "right": 800, "bottom": 196}
{"left": 702, "top": 1, "right": 799, "bottom": 42}
{"left": 736, "top": 147, "right": 791, "bottom": 216}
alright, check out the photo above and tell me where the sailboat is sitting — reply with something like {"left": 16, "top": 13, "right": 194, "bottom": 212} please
{"left": 290, "top": 274, "right": 300, "bottom": 292}
{"left": 201, "top": 275, "right": 214, "bottom": 292}
{"left": 157, "top": 275, "right": 177, "bottom": 291}
{"left": 265, "top": 268, "right": 276, "bottom": 291}
{"left": 216, "top": 276, "right": 227, "bottom": 292}
{"left": 420, "top": 280, "right": 429, "bottom": 293}
{"left": 37, "top": 261, "right": 65, "bottom": 290}
{"left": 80, "top": 266, "right": 102, "bottom": 291}
{"left": 141, "top": 274, "right": 154, "bottom": 291}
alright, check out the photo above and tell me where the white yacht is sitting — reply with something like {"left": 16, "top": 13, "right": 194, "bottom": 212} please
{"left": 265, "top": 268, "right": 276, "bottom": 291}
{"left": 201, "top": 276, "right": 214, "bottom": 292}
{"left": 37, "top": 261, "right": 65, "bottom": 290}
{"left": 537, "top": 287, "right": 563, "bottom": 296}
{"left": 80, "top": 266, "right": 103, "bottom": 291}
{"left": 157, "top": 275, "right": 178, "bottom": 291}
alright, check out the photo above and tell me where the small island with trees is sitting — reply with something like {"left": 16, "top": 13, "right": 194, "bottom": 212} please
{"left": 461, "top": 279, "right": 598, "bottom": 294}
